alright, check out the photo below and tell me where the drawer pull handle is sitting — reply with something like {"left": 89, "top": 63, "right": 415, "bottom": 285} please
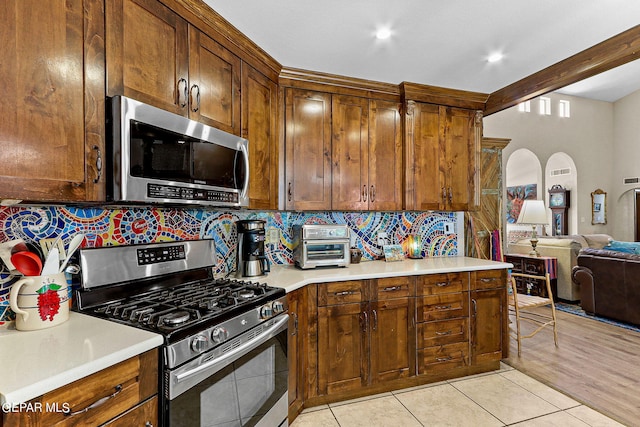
{"left": 436, "top": 330, "right": 453, "bottom": 336}
{"left": 335, "top": 290, "right": 356, "bottom": 296}
{"left": 435, "top": 305, "right": 452, "bottom": 310}
{"left": 436, "top": 282, "right": 449, "bottom": 287}
{"left": 480, "top": 278, "right": 495, "bottom": 283}
{"left": 382, "top": 286, "right": 402, "bottom": 292}
{"left": 63, "top": 384, "right": 122, "bottom": 417}
{"left": 436, "top": 356, "right": 453, "bottom": 362}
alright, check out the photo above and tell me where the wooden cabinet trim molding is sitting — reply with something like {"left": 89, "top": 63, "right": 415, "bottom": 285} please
{"left": 401, "top": 82, "right": 488, "bottom": 110}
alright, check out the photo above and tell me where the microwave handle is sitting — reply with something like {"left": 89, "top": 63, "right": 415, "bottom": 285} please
{"left": 239, "top": 142, "right": 250, "bottom": 199}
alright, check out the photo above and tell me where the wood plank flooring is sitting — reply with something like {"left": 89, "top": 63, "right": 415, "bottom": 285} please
{"left": 504, "top": 306, "right": 640, "bottom": 426}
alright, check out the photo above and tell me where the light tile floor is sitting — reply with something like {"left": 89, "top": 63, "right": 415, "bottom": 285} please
{"left": 290, "top": 363, "right": 624, "bottom": 427}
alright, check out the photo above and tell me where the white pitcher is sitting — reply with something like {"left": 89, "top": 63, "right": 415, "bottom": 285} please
{"left": 9, "top": 273, "right": 70, "bottom": 331}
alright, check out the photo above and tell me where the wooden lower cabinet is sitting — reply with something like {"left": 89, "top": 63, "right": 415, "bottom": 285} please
{"left": 315, "top": 278, "right": 415, "bottom": 397}
{"left": 470, "top": 269, "right": 508, "bottom": 362}
{"left": 2, "top": 349, "right": 158, "bottom": 427}
{"left": 416, "top": 273, "right": 469, "bottom": 376}
{"left": 291, "top": 270, "right": 507, "bottom": 421}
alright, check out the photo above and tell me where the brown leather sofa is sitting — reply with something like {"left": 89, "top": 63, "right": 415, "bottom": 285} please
{"left": 572, "top": 248, "right": 640, "bottom": 325}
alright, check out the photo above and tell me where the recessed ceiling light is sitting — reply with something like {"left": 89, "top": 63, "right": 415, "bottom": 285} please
{"left": 487, "top": 52, "right": 504, "bottom": 63}
{"left": 375, "top": 28, "right": 392, "bottom": 40}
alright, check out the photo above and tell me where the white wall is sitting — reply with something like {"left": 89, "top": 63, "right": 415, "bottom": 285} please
{"left": 612, "top": 90, "right": 640, "bottom": 240}
{"left": 483, "top": 92, "right": 617, "bottom": 237}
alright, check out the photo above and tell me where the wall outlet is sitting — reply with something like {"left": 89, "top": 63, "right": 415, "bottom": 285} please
{"left": 377, "top": 232, "right": 388, "bottom": 246}
{"left": 443, "top": 222, "right": 455, "bottom": 235}
{"left": 266, "top": 227, "right": 280, "bottom": 244}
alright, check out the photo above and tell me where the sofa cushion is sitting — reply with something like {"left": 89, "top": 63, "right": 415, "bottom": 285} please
{"left": 582, "top": 234, "right": 613, "bottom": 249}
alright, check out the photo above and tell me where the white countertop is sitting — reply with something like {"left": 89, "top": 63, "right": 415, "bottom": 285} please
{"left": 0, "top": 312, "right": 163, "bottom": 405}
{"left": 259, "top": 256, "right": 512, "bottom": 293}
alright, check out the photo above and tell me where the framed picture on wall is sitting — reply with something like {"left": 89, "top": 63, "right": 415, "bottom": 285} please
{"left": 506, "top": 184, "right": 538, "bottom": 224}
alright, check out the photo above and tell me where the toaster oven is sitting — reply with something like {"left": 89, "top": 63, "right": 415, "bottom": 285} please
{"left": 293, "top": 224, "right": 351, "bottom": 269}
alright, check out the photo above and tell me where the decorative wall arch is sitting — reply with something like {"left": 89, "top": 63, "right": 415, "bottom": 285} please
{"left": 546, "top": 152, "right": 578, "bottom": 234}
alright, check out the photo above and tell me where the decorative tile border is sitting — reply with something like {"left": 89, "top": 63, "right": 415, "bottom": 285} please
{"left": 0, "top": 206, "right": 463, "bottom": 322}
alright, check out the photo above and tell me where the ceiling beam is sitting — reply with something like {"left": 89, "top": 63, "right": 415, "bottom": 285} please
{"left": 484, "top": 25, "right": 640, "bottom": 116}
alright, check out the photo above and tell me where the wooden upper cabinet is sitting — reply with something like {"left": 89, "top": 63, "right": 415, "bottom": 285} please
{"left": 106, "top": 0, "right": 189, "bottom": 115}
{"left": 331, "top": 95, "right": 369, "bottom": 211}
{"left": 405, "top": 102, "right": 480, "bottom": 211}
{"left": 242, "top": 65, "right": 278, "bottom": 209}
{"left": 368, "top": 100, "right": 403, "bottom": 210}
{"left": 405, "top": 103, "right": 442, "bottom": 211}
{"left": 106, "top": 0, "right": 241, "bottom": 134}
{"left": 0, "top": 0, "right": 105, "bottom": 202}
{"left": 189, "top": 27, "right": 241, "bottom": 134}
{"left": 446, "top": 107, "right": 480, "bottom": 211}
{"left": 284, "top": 89, "right": 332, "bottom": 211}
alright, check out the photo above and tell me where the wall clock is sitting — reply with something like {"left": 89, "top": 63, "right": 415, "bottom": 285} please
{"left": 548, "top": 185, "right": 570, "bottom": 235}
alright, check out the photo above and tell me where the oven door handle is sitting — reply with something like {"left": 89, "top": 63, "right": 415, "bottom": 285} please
{"left": 175, "top": 314, "right": 289, "bottom": 385}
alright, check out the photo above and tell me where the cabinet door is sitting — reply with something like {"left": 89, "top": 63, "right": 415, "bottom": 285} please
{"left": 405, "top": 102, "right": 444, "bottom": 210}
{"left": 0, "top": 0, "right": 105, "bottom": 202}
{"left": 242, "top": 65, "right": 278, "bottom": 209}
{"left": 471, "top": 288, "right": 505, "bottom": 365}
{"left": 370, "top": 297, "right": 415, "bottom": 383}
{"left": 445, "top": 107, "right": 480, "bottom": 211}
{"left": 106, "top": 0, "right": 189, "bottom": 115}
{"left": 369, "top": 100, "right": 403, "bottom": 210}
{"left": 284, "top": 89, "right": 332, "bottom": 210}
{"left": 317, "top": 303, "right": 368, "bottom": 395}
{"left": 189, "top": 27, "right": 241, "bottom": 134}
{"left": 331, "top": 95, "right": 369, "bottom": 210}
{"left": 287, "top": 290, "right": 304, "bottom": 420}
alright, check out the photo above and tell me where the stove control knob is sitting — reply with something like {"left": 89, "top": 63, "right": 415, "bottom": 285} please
{"left": 260, "top": 304, "right": 273, "bottom": 319}
{"left": 191, "top": 334, "right": 208, "bottom": 353}
{"left": 211, "top": 327, "right": 229, "bottom": 344}
{"left": 272, "top": 301, "right": 285, "bottom": 314}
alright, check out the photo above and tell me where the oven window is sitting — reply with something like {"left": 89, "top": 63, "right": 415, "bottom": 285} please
{"left": 128, "top": 120, "right": 245, "bottom": 190}
{"left": 169, "top": 331, "right": 288, "bottom": 427}
{"left": 306, "top": 243, "right": 346, "bottom": 260}
{"left": 129, "top": 120, "right": 192, "bottom": 182}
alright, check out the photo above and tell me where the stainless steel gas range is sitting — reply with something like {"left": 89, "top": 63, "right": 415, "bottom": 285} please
{"left": 75, "top": 239, "right": 288, "bottom": 427}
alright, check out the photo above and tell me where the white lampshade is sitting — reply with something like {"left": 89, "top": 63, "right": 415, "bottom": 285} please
{"left": 517, "top": 200, "right": 548, "bottom": 225}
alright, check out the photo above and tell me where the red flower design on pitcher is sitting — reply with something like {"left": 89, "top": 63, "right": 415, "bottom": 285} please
{"left": 36, "top": 284, "right": 62, "bottom": 321}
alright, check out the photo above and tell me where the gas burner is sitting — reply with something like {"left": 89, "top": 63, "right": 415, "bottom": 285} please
{"left": 238, "top": 289, "right": 255, "bottom": 299}
{"left": 162, "top": 310, "right": 191, "bottom": 326}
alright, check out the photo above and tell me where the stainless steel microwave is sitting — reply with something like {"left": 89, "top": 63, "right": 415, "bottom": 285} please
{"left": 108, "top": 96, "right": 249, "bottom": 207}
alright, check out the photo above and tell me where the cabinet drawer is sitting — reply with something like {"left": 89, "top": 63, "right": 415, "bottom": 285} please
{"left": 471, "top": 270, "right": 506, "bottom": 290}
{"left": 418, "top": 318, "right": 468, "bottom": 348}
{"left": 523, "top": 259, "right": 545, "bottom": 275}
{"left": 374, "top": 276, "right": 414, "bottom": 300}
{"left": 318, "top": 281, "right": 365, "bottom": 306}
{"left": 103, "top": 396, "right": 157, "bottom": 426}
{"left": 418, "top": 342, "right": 469, "bottom": 375}
{"left": 417, "top": 293, "right": 468, "bottom": 322}
{"left": 38, "top": 350, "right": 158, "bottom": 427}
{"left": 505, "top": 255, "right": 523, "bottom": 271}
{"left": 416, "top": 273, "right": 468, "bottom": 295}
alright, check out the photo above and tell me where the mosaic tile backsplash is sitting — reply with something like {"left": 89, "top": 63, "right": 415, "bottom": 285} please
{"left": 0, "top": 206, "right": 463, "bottom": 322}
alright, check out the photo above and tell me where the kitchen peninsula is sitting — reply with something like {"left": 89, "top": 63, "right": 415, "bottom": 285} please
{"left": 1, "top": 256, "right": 509, "bottom": 425}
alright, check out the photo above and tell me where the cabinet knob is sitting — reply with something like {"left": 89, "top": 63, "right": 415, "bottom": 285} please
{"left": 177, "top": 78, "right": 188, "bottom": 108}
{"left": 370, "top": 185, "right": 376, "bottom": 202}
{"left": 288, "top": 182, "right": 293, "bottom": 202}
{"left": 190, "top": 84, "right": 201, "bottom": 112}
{"left": 362, "top": 185, "right": 367, "bottom": 202}
{"left": 92, "top": 145, "right": 102, "bottom": 184}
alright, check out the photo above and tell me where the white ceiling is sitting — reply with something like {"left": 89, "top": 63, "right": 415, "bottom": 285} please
{"left": 204, "top": 0, "right": 640, "bottom": 102}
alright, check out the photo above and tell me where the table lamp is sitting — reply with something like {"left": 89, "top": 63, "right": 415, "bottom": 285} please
{"left": 516, "top": 199, "right": 548, "bottom": 257}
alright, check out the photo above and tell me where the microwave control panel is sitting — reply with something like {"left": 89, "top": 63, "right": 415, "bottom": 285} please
{"left": 148, "top": 183, "right": 238, "bottom": 204}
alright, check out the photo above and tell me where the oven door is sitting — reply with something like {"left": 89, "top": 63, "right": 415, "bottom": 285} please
{"left": 302, "top": 239, "right": 350, "bottom": 268}
{"left": 165, "top": 314, "right": 289, "bottom": 427}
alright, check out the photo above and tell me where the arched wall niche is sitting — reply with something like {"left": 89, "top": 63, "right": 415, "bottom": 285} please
{"left": 545, "top": 152, "right": 578, "bottom": 234}
{"left": 505, "top": 149, "right": 542, "bottom": 242}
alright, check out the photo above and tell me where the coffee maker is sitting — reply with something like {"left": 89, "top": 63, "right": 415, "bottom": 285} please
{"left": 235, "top": 219, "right": 270, "bottom": 278}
